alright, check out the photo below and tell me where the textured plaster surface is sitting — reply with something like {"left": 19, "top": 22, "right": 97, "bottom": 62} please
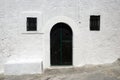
{"left": 0, "top": 0, "right": 120, "bottom": 74}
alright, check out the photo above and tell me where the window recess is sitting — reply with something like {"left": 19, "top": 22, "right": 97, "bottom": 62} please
{"left": 90, "top": 15, "right": 100, "bottom": 31}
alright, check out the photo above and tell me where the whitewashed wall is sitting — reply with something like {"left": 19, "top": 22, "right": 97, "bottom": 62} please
{"left": 0, "top": 0, "right": 120, "bottom": 74}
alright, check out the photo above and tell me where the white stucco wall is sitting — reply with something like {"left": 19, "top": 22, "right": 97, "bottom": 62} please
{"left": 0, "top": 0, "right": 120, "bottom": 74}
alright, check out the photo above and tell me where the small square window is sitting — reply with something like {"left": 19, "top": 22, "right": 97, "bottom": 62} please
{"left": 27, "top": 17, "right": 37, "bottom": 31}
{"left": 90, "top": 15, "right": 100, "bottom": 31}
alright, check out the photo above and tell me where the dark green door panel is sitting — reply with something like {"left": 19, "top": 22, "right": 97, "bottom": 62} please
{"left": 50, "top": 23, "right": 73, "bottom": 66}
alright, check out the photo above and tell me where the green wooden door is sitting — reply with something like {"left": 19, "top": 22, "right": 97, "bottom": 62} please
{"left": 50, "top": 23, "right": 73, "bottom": 65}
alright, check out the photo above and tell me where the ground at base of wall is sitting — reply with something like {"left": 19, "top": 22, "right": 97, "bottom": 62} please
{"left": 0, "top": 74, "right": 4, "bottom": 80}
{"left": 3, "top": 59, "right": 120, "bottom": 80}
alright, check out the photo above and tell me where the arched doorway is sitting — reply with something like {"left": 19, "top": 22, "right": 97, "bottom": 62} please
{"left": 50, "top": 22, "right": 73, "bottom": 66}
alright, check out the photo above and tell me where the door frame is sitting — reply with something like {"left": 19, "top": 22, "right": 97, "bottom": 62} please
{"left": 43, "top": 16, "right": 78, "bottom": 68}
